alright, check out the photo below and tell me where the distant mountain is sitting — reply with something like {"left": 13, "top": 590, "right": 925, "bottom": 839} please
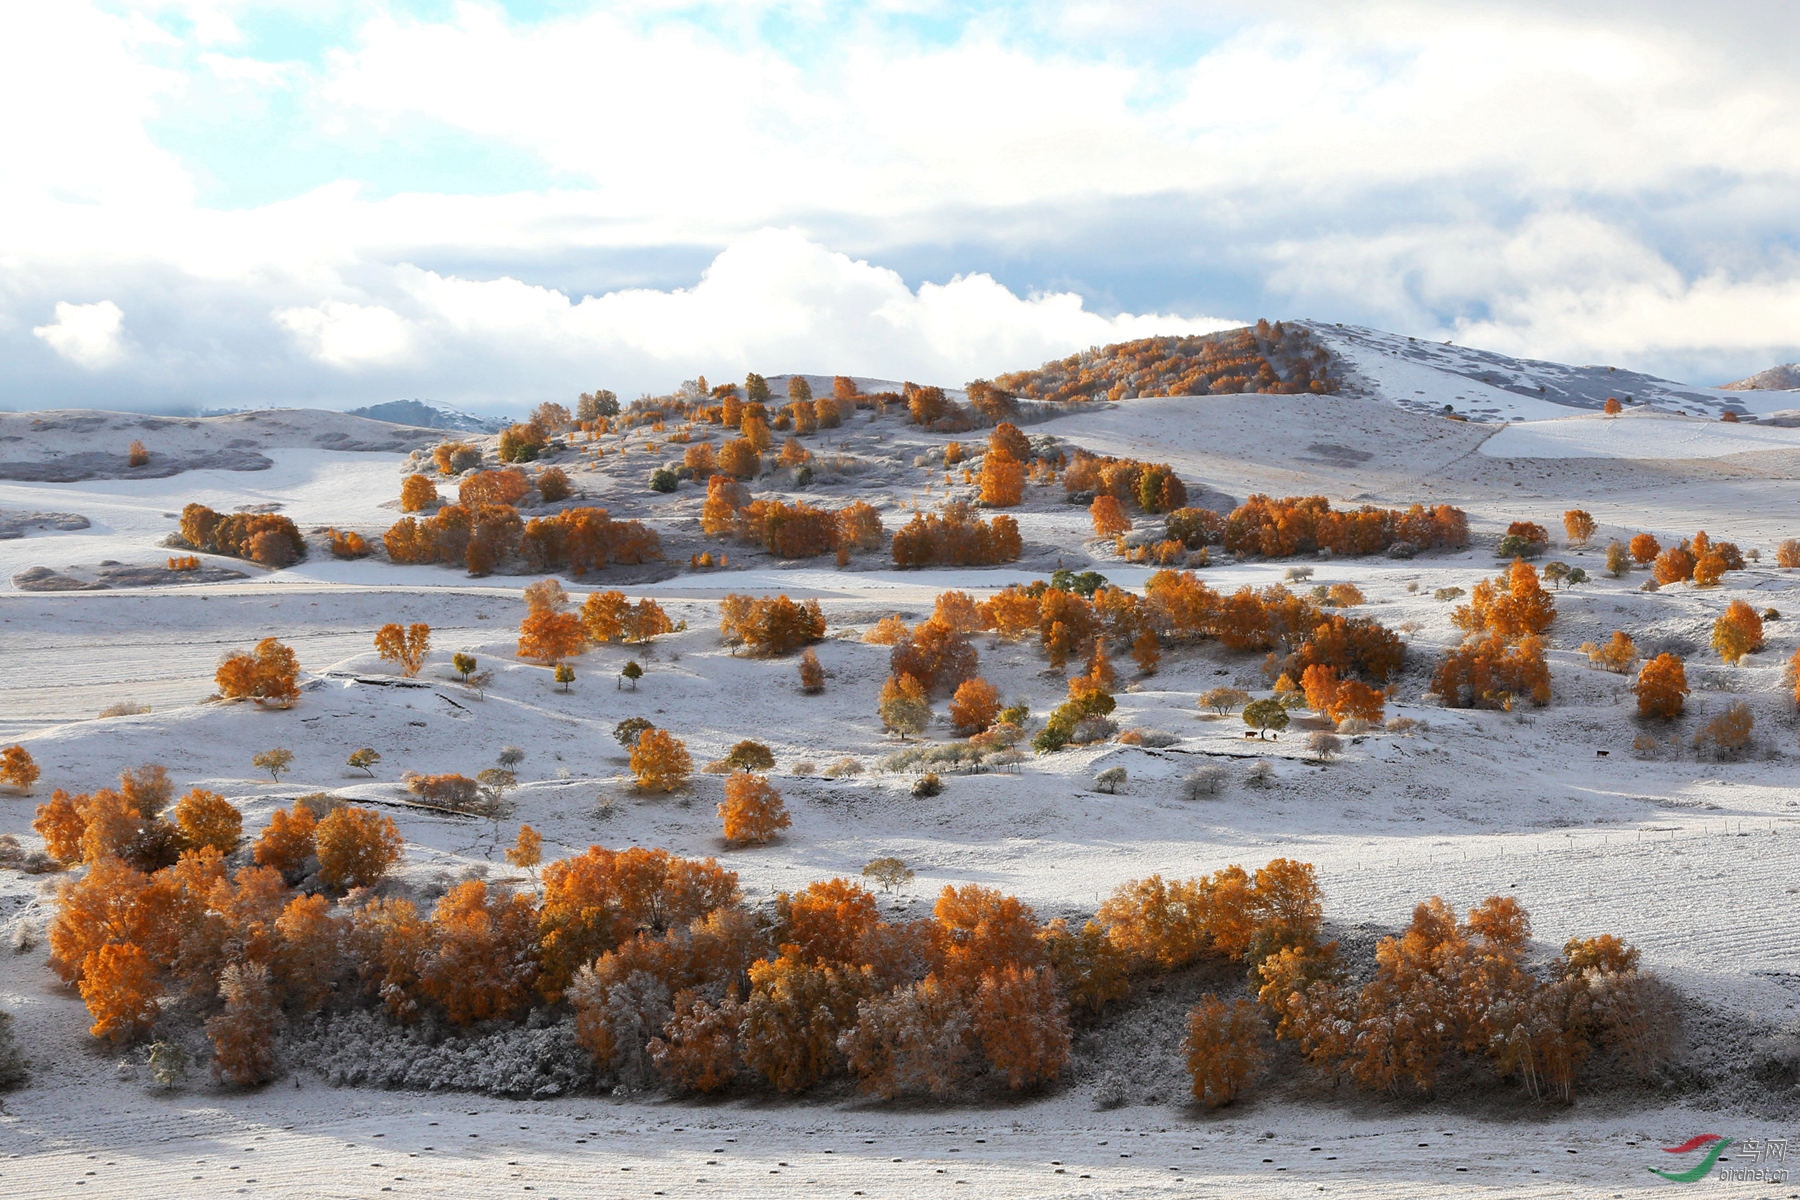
{"left": 346, "top": 399, "right": 506, "bottom": 433}
{"left": 1721, "top": 364, "right": 1800, "bottom": 392}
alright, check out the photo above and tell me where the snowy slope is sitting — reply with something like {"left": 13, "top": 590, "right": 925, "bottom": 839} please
{"left": 1479, "top": 409, "right": 1800, "bottom": 460}
{"left": 1306, "top": 322, "right": 1756, "bottom": 421}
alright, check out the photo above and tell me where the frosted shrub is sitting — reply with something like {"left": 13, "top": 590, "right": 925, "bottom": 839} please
{"left": 1182, "top": 765, "right": 1227, "bottom": 799}
{"left": 289, "top": 1009, "right": 598, "bottom": 1098}
{"left": 823, "top": 757, "right": 864, "bottom": 779}
{"left": 1245, "top": 760, "right": 1274, "bottom": 788}
{"left": 1094, "top": 766, "right": 1127, "bottom": 794}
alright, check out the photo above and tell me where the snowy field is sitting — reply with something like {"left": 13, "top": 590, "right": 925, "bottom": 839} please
{"left": 5, "top": 378, "right": 1800, "bottom": 1198}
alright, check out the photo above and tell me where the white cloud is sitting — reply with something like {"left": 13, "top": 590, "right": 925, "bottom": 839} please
{"left": 279, "top": 229, "right": 1237, "bottom": 392}
{"left": 276, "top": 300, "right": 412, "bottom": 368}
{"left": 32, "top": 301, "right": 127, "bottom": 368}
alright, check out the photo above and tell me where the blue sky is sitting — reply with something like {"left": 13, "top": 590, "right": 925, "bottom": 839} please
{"left": 7, "top": 0, "right": 1800, "bottom": 414}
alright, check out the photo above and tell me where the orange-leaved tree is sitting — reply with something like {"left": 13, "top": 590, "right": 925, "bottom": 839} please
{"left": 1184, "top": 994, "right": 1268, "bottom": 1108}
{"left": 216, "top": 637, "right": 300, "bottom": 706}
{"left": 399, "top": 473, "right": 438, "bottom": 512}
{"left": 1632, "top": 653, "right": 1688, "bottom": 719}
{"left": 0, "top": 744, "right": 38, "bottom": 793}
{"left": 314, "top": 806, "right": 404, "bottom": 890}
{"left": 719, "top": 773, "right": 791, "bottom": 846}
{"left": 1090, "top": 494, "right": 1130, "bottom": 538}
{"left": 1712, "top": 599, "right": 1763, "bottom": 666}
{"left": 948, "top": 677, "right": 1001, "bottom": 733}
{"left": 1562, "top": 509, "right": 1596, "bottom": 547}
{"left": 878, "top": 673, "right": 931, "bottom": 740}
{"left": 374, "top": 622, "right": 431, "bottom": 677}
{"left": 173, "top": 789, "right": 242, "bottom": 854}
{"left": 631, "top": 728, "right": 692, "bottom": 792}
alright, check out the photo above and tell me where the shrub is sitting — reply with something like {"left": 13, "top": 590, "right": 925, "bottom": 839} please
{"left": 1306, "top": 731, "right": 1342, "bottom": 762}
{"left": 1183, "top": 765, "right": 1228, "bottom": 799}
{"left": 1778, "top": 539, "right": 1800, "bottom": 569}
{"left": 911, "top": 772, "right": 943, "bottom": 798}
{"left": 536, "top": 466, "right": 572, "bottom": 502}
{"left": 1093, "top": 766, "right": 1127, "bottom": 794}
{"left": 405, "top": 772, "right": 480, "bottom": 812}
{"left": 649, "top": 467, "right": 678, "bottom": 493}
{"left": 798, "top": 648, "right": 825, "bottom": 693}
{"left": 890, "top": 503, "right": 1022, "bottom": 568}
{"left": 823, "top": 757, "right": 863, "bottom": 779}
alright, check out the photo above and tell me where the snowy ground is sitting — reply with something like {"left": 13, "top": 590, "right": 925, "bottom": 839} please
{"left": 6, "top": 373, "right": 1800, "bottom": 1196}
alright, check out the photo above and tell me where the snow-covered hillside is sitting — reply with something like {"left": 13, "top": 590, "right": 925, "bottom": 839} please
{"left": 1307, "top": 322, "right": 1755, "bottom": 421}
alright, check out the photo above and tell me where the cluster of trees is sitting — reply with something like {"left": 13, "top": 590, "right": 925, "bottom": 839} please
{"left": 994, "top": 323, "right": 1336, "bottom": 403}
{"left": 1221, "top": 495, "right": 1469, "bottom": 558}
{"left": 386, "top": 499, "right": 660, "bottom": 577}
{"left": 177, "top": 504, "right": 306, "bottom": 569}
{"left": 699, "top": 476, "right": 882, "bottom": 561}
{"left": 516, "top": 581, "right": 674, "bottom": 664}
{"left": 1604, "top": 530, "right": 1746, "bottom": 587}
{"left": 215, "top": 638, "right": 300, "bottom": 707}
{"left": 1063, "top": 452, "right": 1188, "bottom": 514}
{"left": 976, "top": 424, "right": 1032, "bottom": 506}
{"left": 719, "top": 594, "right": 827, "bottom": 656}
{"left": 890, "top": 503, "right": 1022, "bottom": 568}
{"left": 1255, "top": 896, "right": 1669, "bottom": 1103}
{"left": 1434, "top": 559, "right": 1556, "bottom": 709}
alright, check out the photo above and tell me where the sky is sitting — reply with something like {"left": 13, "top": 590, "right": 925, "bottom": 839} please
{"left": 5, "top": 0, "right": 1800, "bottom": 416}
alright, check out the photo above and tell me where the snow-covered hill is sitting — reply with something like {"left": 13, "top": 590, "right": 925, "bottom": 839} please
{"left": 1721, "top": 363, "right": 1800, "bottom": 392}
{"left": 1305, "top": 321, "right": 1755, "bottom": 421}
{"left": 345, "top": 398, "right": 507, "bottom": 433}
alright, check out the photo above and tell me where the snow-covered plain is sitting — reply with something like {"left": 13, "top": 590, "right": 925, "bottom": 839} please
{"left": 6, "top": 360, "right": 1800, "bottom": 1197}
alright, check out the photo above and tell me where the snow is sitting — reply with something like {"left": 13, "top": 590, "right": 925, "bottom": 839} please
{"left": 1480, "top": 410, "right": 1800, "bottom": 460}
{"left": 4, "top": 383, "right": 1800, "bottom": 1196}
{"left": 1306, "top": 322, "right": 1764, "bottom": 422}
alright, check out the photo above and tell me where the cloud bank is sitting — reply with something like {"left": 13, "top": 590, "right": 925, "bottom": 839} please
{"left": 2, "top": 1, "right": 1798, "bottom": 413}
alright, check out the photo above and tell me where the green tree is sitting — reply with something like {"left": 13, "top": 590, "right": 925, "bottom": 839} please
{"left": 252, "top": 747, "right": 293, "bottom": 782}
{"left": 1242, "top": 698, "right": 1290, "bottom": 740}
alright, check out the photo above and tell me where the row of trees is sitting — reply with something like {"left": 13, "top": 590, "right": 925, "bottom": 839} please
{"left": 995, "top": 324, "right": 1336, "bottom": 403}
{"left": 516, "top": 582, "right": 675, "bottom": 663}
{"left": 699, "top": 477, "right": 883, "bottom": 561}
{"left": 386, "top": 502, "right": 661, "bottom": 577}
{"left": 890, "top": 504, "right": 1023, "bottom": 568}
{"left": 1221, "top": 495, "right": 1470, "bottom": 558}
